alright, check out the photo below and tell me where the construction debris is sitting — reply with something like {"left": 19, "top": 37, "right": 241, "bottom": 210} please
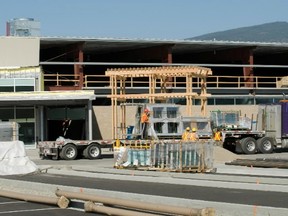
{"left": 225, "top": 158, "right": 288, "bottom": 169}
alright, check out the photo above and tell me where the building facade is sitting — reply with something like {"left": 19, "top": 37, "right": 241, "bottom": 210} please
{"left": 1, "top": 36, "right": 288, "bottom": 148}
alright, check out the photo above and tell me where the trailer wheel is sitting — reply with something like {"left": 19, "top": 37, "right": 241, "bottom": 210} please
{"left": 257, "top": 137, "right": 274, "bottom": 154}
{"left": 60, "top": 144, "right": 78, "bottom": 160}
{"left": 83, "top": 144, "right": 101, "bottom": 159}
{"left": 240, "top": 137, "right": 257, "bottom": 154}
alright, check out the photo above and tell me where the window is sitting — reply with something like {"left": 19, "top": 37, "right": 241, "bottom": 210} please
{"left": 0, "top": 78, "right": 35, "bottom": 92}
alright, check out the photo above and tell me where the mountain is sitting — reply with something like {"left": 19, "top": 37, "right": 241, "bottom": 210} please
{"left": 187, "top": 22, "right": 288, "bottom": 43}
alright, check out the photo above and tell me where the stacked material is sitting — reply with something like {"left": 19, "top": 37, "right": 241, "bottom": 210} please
{"left": 114, "top": 140, "right": 214, "bottom": 172}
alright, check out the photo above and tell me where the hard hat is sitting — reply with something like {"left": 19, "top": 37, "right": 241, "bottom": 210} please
{"left": 192, "top": 128, "right": 197, "bottom": 132}
{"left": 144, "top": 108, "right": 149, "bottom": 113}
{"left": 186, "top": 127, "right": 190, "bottom": 131}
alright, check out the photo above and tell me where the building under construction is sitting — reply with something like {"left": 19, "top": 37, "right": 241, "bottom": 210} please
{"left": 0, "top": 35, "right": 288, "bottom": 148}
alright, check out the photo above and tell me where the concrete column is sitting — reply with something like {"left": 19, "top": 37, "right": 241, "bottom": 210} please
{"left": 40, "top": 106, "right": 44, "bottom": 141}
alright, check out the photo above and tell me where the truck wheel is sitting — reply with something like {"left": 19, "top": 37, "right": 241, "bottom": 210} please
{"left": 84, "top": 144, "right": 101, "bottom": 159}
{"left": 60, "top": 144, "right": 78, "bottom": 160}
{"left": 257, "top": 137, "right": 274, "bottom": 154}
{"left": 240, "top": 137, "right": 257, "bottom": 154}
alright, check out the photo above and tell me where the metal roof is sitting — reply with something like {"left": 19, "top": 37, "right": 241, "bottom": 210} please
{"left": 40, "top": 36, "right": 288, "bottom": 56}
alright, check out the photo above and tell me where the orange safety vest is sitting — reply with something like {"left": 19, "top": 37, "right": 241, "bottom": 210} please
{"left": 190, "top": 132, "right": 198, "bottom": 141}
{"left": 141, "top": 113, "right": 149, "bottom": 123}
{"left": 214, "top": 131, "right": 221, "bottom": 141}
{"left": 182, "top": 131, "right": 190, "bottom": 141}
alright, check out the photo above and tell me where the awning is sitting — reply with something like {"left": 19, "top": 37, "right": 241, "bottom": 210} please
{"left": 0, "top": 90, "right": 96, "bottom": 106}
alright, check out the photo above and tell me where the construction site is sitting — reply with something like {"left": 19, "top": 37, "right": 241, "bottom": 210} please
{"left": 1, "top": 22, "right": 288, "bottom": 215}
{"left": 36, "top": 65, "right": 288, "bottom": 173}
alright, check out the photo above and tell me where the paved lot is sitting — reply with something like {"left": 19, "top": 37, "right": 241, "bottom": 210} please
{"left": 1, "top": 148, "right": 288, "bottom": 216}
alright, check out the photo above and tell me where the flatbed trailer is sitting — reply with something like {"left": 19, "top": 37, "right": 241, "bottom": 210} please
{"left": 221, "top": 129, "right": 268, "bottom": 154}
{"left": 38, "top": 138, "right": 157, "bottom": 160}
{"left": 38, "top": 138, "right": 116, "bottom": 160}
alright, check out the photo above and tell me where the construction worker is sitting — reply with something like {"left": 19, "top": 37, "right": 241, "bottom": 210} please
{"left": 214, "top": 128, "right": 222, "bottom": 145}
{"left": 190, "top": 127, "right": 199, "bottom": 141}
{"left": 182, "top": 127, "right": 191, "bottom": 141}
{"left": 141, "top": 108, "right": 150, "bottom": 139}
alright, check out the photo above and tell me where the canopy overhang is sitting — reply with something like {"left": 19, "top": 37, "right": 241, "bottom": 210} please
{"left": 0, "top": 90, "right": 96, "bottom": 106}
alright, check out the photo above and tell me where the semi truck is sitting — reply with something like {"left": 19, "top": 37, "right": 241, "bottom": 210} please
{"left": 215, "top": 101, "right": 288, "bottom": 154}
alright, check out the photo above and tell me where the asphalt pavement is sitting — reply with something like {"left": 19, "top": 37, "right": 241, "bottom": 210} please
{"left": 0, "top": 149, "right": 288, "bottom": 216}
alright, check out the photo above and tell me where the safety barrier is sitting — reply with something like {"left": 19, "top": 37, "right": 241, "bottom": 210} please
{"left": 114, "top": 140, "right": 214, "bottom": 172}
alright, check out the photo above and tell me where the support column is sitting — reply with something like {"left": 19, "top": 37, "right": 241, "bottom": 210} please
{"left": 74, "top": 43, "right": 84, "bottom": 88}
{"left": 243, "top": 49, "right": 254, "bottom": 88}
{"left": 39, "top": 106, "right": 44, "bottom": 141}
{"left": 162, "top": 46, "right": 173, "bottom": 88}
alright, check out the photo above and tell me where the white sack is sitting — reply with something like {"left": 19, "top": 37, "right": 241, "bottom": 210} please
{"left": 0, "top": 141, "right": 38, "bottom": 175}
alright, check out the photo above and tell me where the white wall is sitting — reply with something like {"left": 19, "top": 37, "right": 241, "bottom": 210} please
{"left": 0, "top": 37, "right": 39, "bottom": 67}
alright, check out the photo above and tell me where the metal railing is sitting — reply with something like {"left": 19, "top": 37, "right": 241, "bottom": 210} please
{"left": 43, "top": 73, "right": 285, "bottom": 89}
{"left": 44, "top": 73, "right": 81, "bottom": 86}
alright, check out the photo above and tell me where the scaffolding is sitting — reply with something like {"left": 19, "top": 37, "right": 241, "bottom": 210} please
{"left": 105, "top": 66, "right": 212, "bottom": 139}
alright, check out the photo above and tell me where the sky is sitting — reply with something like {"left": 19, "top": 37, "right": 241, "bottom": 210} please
{"left": 1, "top": 0, "right": 288, "bottom": 40}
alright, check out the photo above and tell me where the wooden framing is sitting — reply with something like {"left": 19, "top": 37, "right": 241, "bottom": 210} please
{"left": 105, "top": 66, "right": 212, "bottom": 139}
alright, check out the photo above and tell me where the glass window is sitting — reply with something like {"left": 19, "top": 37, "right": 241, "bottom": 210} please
{"left": 15, "top": 86, "right": 34, "bottom": 92}
{"left": 236, "top": 98, "right": 255, "bottom": 105}
{"left": 0, "top": 108, "right": 14, "bottom": 120}
{"left": 47, "top": 107, "right": 66, "bottom": 120}
{"left": 0, "top": 78, "right": 35, "bottom": 92}
{"left": 15, "top": 79, "right": 34, "bottom": 86}
{"left": 0, "top": 79, "right": 14, "bottom": 85}
{"left": 67, "top": 107, "right": 85, "bottom": 120}
{"left": 19, "top": 122, "right": 35, "bottom": 145}
{"left": 256, "top": 98, "right": 275, "bottom": 104}
{"left": 16, "top": 107, "right": 34, "bottom": 119}
{"left": 215, "top": 98, "right": 234, "bottom": 105}
{"left": 0, "top": 86, "right": 14, "bottom": 92}
{"left": 207, "top": 98, "right": 215, "bottom": 105}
